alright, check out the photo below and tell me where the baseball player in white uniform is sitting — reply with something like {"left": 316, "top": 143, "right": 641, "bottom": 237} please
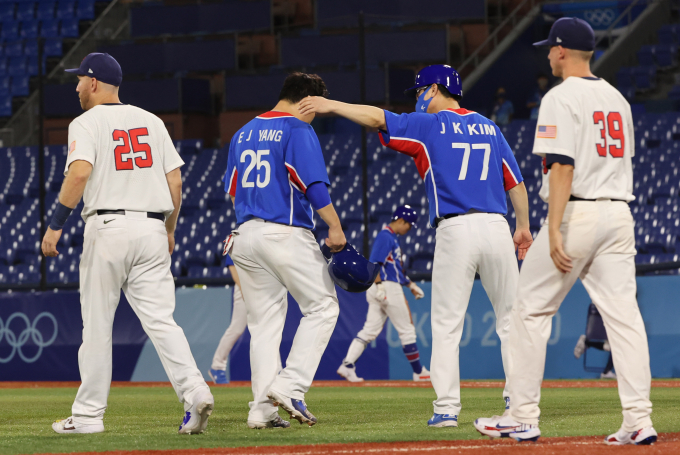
{"left": 208, "top": 254, "right": 285, "bottom": 384}
{"left": 475, "top": 18, "right": 656, "bottom": 445}
{"left": 224, "top": 73, "right": 345, "bottom": 429}
{"left": 337, "top": 205, "right": 430, "bottom": 383}
{"left": 41, "top": 53, "right": 214, "bottom": 435}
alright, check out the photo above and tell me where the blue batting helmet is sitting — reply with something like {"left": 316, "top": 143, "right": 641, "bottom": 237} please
{"left": 404, "top": 65, "right": 463, "bottom": 97}
{"left": 392, "top": 205, "right": 418, "bottom": 224}
{"left": 320, "top": 243, "right": 380, "bottom": 293}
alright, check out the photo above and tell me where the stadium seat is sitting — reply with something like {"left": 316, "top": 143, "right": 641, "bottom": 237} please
{"left": 16, "top": 2, "right": 35, "bottom": 21}
{"left": 0, "top": 94, "right": 12, "bottom": 116}
{"left": 40, "top": 18, "right": 58, "bottom": 37}
{"left": 75, "top": 0, "right": 94, "bottom": 20}
{"left": 637, "top": 45, "right": 655, "bottom": 66}
{"left": 655, "top": 44, "right": 678, "bottom": 68}
{"left": 633, "top": 66, "right": 656, "bottom": 91}
{"left": 2, "top": 20, "right": 19, "bottom": 40}
{"left": 23, "top": 39, "right": 38, "bottom": 56}
{"left": 43, "top": 37, "right": 61, "bottom": 56}
{"left": 59, "top": 17, "right": 77, "bottom": 37}
{"left": 5, "top": 39, "right": 23, "bottom": 57}
{"left": 20, "top": 19, "right": 39, "bottom": 39}
{"left": 56, "top": 0, "right": 75, "bottom": 19}
{"left": 37, "top": 1, "right": 56, "bottom": 21}
{"left": 8, "top": 56, "right": 26, "bottom": 76}
{"left": 10, "top": 74, "right": 29, "bottom": 96}
{"left": 0, "top": 3, "right": 14, "bottom": 22}
{"left": 657, "top": 24, "right": 677, "bottom": 45}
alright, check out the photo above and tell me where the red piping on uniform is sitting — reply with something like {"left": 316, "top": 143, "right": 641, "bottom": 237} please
{"left": 257, "top": 111, "right": 295, "bottom": 119}
{"left": 285, "top": 163, "right": 307, "bottom": 193}
{"left": 445, "top": 108, "right": 476, "bottom": 115}
{"left": 227, "top": 168, "right": 238, "bottom": 196}
{"left": 379, "top": 134, "right": 430, "bottom": 180}
{"left": 502, "top": 159, "right": 520, "bottom": 191}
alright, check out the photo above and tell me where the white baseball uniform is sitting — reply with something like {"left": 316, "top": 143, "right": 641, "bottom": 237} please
{"left": 66, "top": 103, "right": 211, "bottom": 426}
{"left": 509, "top": 77, "right": 653, "bottom": 432}
{"left": 211, "top": 283, "right": 285, "bottom": 372}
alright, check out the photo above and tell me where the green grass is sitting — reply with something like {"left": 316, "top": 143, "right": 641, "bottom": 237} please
{"left": 1, "top": 385, "right": 679, "bottom": 454}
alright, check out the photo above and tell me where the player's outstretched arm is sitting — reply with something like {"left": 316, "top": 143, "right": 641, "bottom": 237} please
{"left": 548, "top": 163, "right": 574, "bottom": 273}
{"left": 165, "top": 167, "right": 182, "bottom": 255}
{"left": 316, "top": 203, "right": 347, "bottom": 253}
{"left": 41, "top": 160, "right": 92, "bottom": 257}
{"left": 299, "top": 96, "right": 386, "bottom": 130}
{"left": 507, "top": 182, "right": 533, "bottom": 260}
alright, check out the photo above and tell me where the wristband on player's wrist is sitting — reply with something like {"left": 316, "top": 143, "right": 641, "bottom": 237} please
{"left": 49, "top": 202, "right": 73, "bottom": 231}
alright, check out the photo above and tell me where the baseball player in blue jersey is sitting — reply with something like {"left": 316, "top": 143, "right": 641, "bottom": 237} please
{"left": 300, "top": 65, "right": 532, "bottom": 427}
{"left": 337, "top": 205, "right": 429, "bottom": 383}
{"left": 224, "top": 73, "right": 346, "bottom": 429}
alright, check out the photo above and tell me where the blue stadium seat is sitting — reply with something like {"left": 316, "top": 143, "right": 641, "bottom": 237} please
{"left": 655, "top": 44, "right": 678, "bottom": 68}
{"left": 0, "top": 94, "right": 12, "bottom": 116}
{"left": 37, "top": 1, "right": 55, "bottom": 20}
{"left": 10, "top": 74, "right": 29, "bottom": 96}
{"left": 26, "top": 55, "right": 43, "bottom": 75}
{"left": 60, "top": 17, "right": 77, "bottom": 36}
{"left": 43, "top": 37, "right": 61, "bottom": 56}
{"left": 40, "top": 18, "right": 58, "bottom": 37}
{"left": 657, "top": 24, "right": 677, "bottom": 45}
{"left": 5, "top": 39, "right": 23, "bottom": 57}
{"left": 23, "top": 39, "right": 38, "bottom": 56}
{"left": 56, "top": 0, "right": 75, "bottom": 19}
{"left": 8, "top": 56, "right": 26, "bottom": 76}
{"left": 0, "top": 3, "right": 14, "bottom": 22}
{"left": 0, "top": 75, "right": 9, "bottom": 94}
{"left": 20, "top": 19, "right": 39, "bottom": 38}
{"left": 16, "top": 2, "right": 35, "bottom": 21}
{"left": 2, "top": 20, "right": 18, "bottom": 40}
{"left": 633, "top": 66, "right": 656, "bottom": 91}
{"left": 75, "top": 0, "right": 93, "bottom": 20}
{"left": 637, "top": 45, "right": 655, "bottom": 66}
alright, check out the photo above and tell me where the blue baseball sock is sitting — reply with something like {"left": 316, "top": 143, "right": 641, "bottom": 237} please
{"left": 402, "top": 343, "right": 423, "bottom": 374}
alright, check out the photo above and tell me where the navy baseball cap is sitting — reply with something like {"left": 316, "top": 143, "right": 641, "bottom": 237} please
{"left": 533, "top": 17, "right": 595, "bottom": 52}
{"left": 65, "top": 53, "right": 122, "bottom": 87}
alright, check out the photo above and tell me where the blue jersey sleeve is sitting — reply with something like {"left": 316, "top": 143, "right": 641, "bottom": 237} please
{"left": 284, "top": 124, "right": 329, "bottom": 194}
{"left": 224, "top": 254, "right": 234, "bottom": 267}
{"left": 497, "top": 128, "right": 523, "bottom": 191}
{"left": 369, "top": 232, "right": 392, "bottom": 264}
{"left": 224, "top": 135, "right": 238, "bottom": 196}
{"left": 378, "top": 111, "right": 439, "bottom": 179}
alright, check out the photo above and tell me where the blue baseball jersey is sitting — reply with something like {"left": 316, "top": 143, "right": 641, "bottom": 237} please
{"left": 224, "top": 111, "right": 330, "bottom": 229}
{"left": 379, "top": 108, "right": 523, "bottom": 227}
{"left": 224, "top": 254, "right": 234, "bottom": 267}
{"left": 369, "top": 226, "right": 410, "bottom": 285}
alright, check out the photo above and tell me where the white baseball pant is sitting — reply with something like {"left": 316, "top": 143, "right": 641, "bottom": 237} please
{"left": 72, "top": 212, "right": 209, "bottom": 426}
{"left": 230, "top": 218, "right": 339, "bottom": 423}
{"left": 509, "top": 201, "right": 652, "bottom": 432}
{"left": 211, "top": 284, "right": 247, "bottom": 371}
{"left": 430, "top": 213, "right": 517, "bottom": 416}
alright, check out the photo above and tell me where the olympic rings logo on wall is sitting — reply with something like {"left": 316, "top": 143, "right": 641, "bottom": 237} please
{"left": 0, "top": 312, "right": 58, "bottom": 363}
{"left": 583, "top": 9, "right": 616, "bottom": 27}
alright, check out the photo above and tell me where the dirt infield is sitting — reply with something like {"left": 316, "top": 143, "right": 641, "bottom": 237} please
{"left": 2, "top": 379, "right": 679, "bottom": 389}
{"left": 36, "top": 433, "right": 680, "bottom": 455}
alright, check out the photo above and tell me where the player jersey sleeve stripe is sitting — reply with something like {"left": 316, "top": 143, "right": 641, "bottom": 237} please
{"left": 227, "top": 167, "right": 238, "bottom": 196}
{"left": 502, "top": 158, "right": 520, "bottom": 191}
{"left": 285, "top": 163, "right": 307, "bottom": 193}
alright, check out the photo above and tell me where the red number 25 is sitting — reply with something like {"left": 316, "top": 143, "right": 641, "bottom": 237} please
{"left": 593, "top": 111, "right": 625, "bottom": 158}
{"left": 113, "top": 128, "right": 153, "bottom": 170}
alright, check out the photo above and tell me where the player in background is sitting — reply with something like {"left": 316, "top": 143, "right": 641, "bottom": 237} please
{"left": 209, "top": 254, "right": 286, "bottom": 385}
{"left": 299, "top": 65, "right": 532, "bottom": 427}
{"left": 41, "top": 53, "right": 213, "bottom": 435}
{"left": 225, "top": 73, "right": 345, "bottom": 429}
{"left": 337, "top": 205, "right": 430, "bottom": 382}
{"left": 474, "top": 18, "right": 656, "bottom": 445}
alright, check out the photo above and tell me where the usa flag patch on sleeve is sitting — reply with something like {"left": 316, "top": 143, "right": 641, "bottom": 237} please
{"left": 536, "top": 125, "right": 557, "bottom": 139}
{"left": 69, "top": 141, "right": 76, "bottom": 155}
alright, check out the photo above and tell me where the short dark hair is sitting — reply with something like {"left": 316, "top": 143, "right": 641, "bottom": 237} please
{"left": 278, "top": 72, "right": 329, "bottom": 104}
{"left": 436, "top": 84, "right": 462, "bottom": 102}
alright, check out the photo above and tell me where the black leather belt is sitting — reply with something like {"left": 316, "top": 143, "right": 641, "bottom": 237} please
{"left": 434, "top": 213, "right": 459, "bottom": 228}
{"left": 97, "top": 209, "right": 165, "bottom": 221}
{"left": 569, "top": 196, "right": 627, "bottom": 203}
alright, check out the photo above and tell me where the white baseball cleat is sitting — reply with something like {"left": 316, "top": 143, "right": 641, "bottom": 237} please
{"left": 600, "top": 370, "right": 617, "bottom": 379}
{"left": 605, "top": 426, "right": 657, "bottom": 445}
{"left": 474, "top": 415, "right": 540, "bottom": 442}
{"left": 267, "top": 389, "right": 317, "bottom": 426}
{"left": 337, "top": 363, "right": 364, "bottom": 382}
{"left": 247, "top": 415, "right": 291, "bottom": 429}
{"left": 573, "top": 334, "right": 587, "bottom": 359}
{"left": 178, "top": 389, "right": 214, "bottom": 434}
{"left": 52, "top": 416, "right": 104, "bottom": 434}
{"left": 414, "top": 366, "right": 431, "bottom": 382}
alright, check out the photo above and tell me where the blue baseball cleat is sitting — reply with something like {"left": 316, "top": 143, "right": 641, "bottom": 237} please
{"left": 208, "top": 368, "right": 229, "bottom": 384}
{"left": 428, "top": 413, "right": 458, "bottom": 428}
{"left": 267, "top": 390, "right": 317, "bottom": 426}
